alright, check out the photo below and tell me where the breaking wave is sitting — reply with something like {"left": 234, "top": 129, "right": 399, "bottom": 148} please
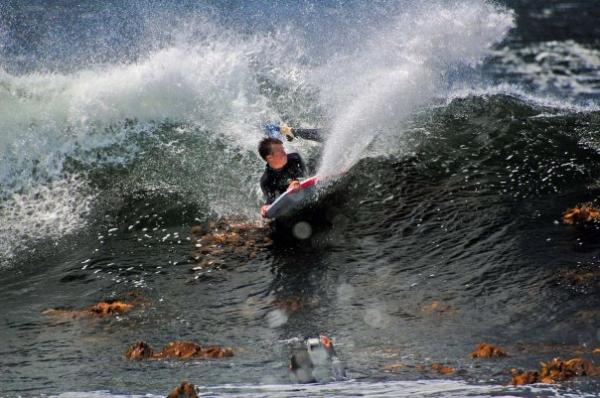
{"left": 0, "top": 1, "right": 521, "bottom": 266}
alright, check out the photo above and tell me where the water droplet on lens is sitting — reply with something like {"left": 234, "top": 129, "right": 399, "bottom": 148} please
{"left": 292, "top": 221, "right": 312, "bottom": 240}
{"left": 267, "top": 309, "right": 288, "bottom": 328}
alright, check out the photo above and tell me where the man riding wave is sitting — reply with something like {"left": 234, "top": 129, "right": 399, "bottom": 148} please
{"left": 258, "top": 137, "right": 307, "bottom": 218}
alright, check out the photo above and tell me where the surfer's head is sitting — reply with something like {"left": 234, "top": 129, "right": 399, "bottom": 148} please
{"left": 258, "top": 137, "right": 288, "bottom": 169}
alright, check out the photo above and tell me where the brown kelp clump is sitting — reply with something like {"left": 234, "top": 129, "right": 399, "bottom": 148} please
{"left": 430, "top": 363, "right": 456, "bottom": 375}
{"left": 189, "top": 218, "right": 272, "bottom": 276}
{"left": 167, "top": 381, "right": 198, "bottom": 398}
{"left": 89, "top": 301, "right": 133, "bottom": 315}
{"left": 562, "top": 202, "right": 600, "bottom": 225}
{"left": 470, "top": 343, "right": 507, "bottom": 358}
{"left": 539, "top": 358, "right": 600, "bottom": 382}
{"left": 125, "top": 341, "right": 234, "bottom": 361}
{"left": 383, "top": 363, "right": 407, "bottom": 372}
{"left": 43, "top": 301, "right": 132, "bottom": 318}
{"left": 42, "top": 293, "right": 148, "bottom": 319}
{"left": 511, "top": 357, "right": 599, "bottom": 385}
{"left": 510, "top": 369, "right": 540, "bottom": 385}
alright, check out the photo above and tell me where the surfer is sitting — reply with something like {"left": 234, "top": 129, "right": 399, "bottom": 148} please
{"left": 258, "top": 137, "right": 307, "bottom": 217}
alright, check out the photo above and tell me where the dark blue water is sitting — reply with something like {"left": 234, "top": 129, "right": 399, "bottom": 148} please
{"left": 1, "top": 1, "right": 600, "bottom": 397}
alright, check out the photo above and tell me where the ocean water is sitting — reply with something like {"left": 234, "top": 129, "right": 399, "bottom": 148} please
{"left": 1, "top": 1, "right": 600, "bottom": 397}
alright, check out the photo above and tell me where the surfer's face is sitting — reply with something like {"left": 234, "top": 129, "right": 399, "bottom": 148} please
{"left": 266, "top": 143, "right": 288, "bottom": 169}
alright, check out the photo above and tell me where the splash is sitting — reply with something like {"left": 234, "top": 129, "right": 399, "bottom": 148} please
{"left": 316, "top": 1, "right": 515, "bottom": 176}
{"left": 0, "top": 18, "right": 308, "bottom": 263}
{"left": 0, "top": 30, "right": 281, "bottom": 178}
{"left": 0, "top": 175, "right": 94, "bottom": 268}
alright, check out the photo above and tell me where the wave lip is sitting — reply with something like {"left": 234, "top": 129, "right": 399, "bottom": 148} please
{"left": 0, "top": 19, "right": 301, "bottom": 263}
{"left": 446, "top": 83, "right": 600, "bottom": 114}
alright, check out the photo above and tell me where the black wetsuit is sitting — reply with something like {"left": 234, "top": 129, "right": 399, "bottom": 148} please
{"left": 291, "top": 128, "right": 323, "bottom": 142}
{"left": 260, "top": 152, "right": 307, "bottom": 205}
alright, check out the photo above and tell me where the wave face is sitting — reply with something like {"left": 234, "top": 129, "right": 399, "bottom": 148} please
{"left": 0, "top": 0, "right": 516, "bottom": 263}
{"left": 1, "top": 1, "right": 600, "bottom": 397}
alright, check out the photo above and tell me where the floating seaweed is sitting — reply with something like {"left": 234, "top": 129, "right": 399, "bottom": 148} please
{"left": 189, "top": 218, "right": 272, "bottom": 280}
{"left": 125, "top": 340, "right": 234, "bottom": 361}
{"left": 511, "top": 357, "right": 599, "bottom": 385}
{"left": 42, "top": 292, "right": 149, "bottom": 319}
{"left": 470, "top": 343, "right": 508, "bottom": 358}
{"left": 562, "top": 202, "right": 600, "bottom": 225}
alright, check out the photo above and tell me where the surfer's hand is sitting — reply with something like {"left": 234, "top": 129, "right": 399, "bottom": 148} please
{"left": 288, "top": 180, "right": 301, "bottom": 191}
{"left": 260, "top": 205, "right": 269, "bottom": 218}
{"left": 280, "top": 123, "right": 294, "bottom": 140}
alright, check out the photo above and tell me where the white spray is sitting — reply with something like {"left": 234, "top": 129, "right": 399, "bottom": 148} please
{"left": 316, "top": 1, "right": 514, "bottom": 176}
{"left": 0, "top": 21, "right": 300, "bottom": 265}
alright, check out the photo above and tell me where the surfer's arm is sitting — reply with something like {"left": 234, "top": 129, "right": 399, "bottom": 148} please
{"left": 259, "top": 180, "right": 277, "bottom": 217}
{"left": 259, "top": 176, "right": 276, "bottom": 217}
{"left": 291, "top": 128, "right": 322, "bottom": 142}
{"left": 280, "top": 123, "right": 323, "bottom": 142}
{"left": 260, "top": 195, "right": 274, "bottom": 218}
{"left": 260, "top": 173, "right": 277, "bottom": 204}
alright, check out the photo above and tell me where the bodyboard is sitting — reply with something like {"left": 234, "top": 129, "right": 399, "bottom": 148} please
{"left": 265, "top": 176, "right": 319, "bottom": 219}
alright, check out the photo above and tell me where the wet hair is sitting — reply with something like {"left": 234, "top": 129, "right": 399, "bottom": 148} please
{"left": 258, "top": 137, "right": 283, "bottom": 160}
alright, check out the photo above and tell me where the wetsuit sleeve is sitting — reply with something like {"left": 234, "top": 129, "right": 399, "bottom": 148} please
{"left": 291, "top": 128, "right": 323, "bottom": 142}
{"left": 260, "top": 174, "right": 277, "bottom": 205}
{"left": 264, "top": 191, "right": 276, "bottom": 205}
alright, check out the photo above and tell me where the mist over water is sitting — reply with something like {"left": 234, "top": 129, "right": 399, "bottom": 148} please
{"left": 2, "top": 1, "right": 600, "bottom": 397}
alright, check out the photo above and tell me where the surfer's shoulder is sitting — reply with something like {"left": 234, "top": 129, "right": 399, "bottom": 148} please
{"left": 287, "top": 152, "right": 303, "bottom": 162}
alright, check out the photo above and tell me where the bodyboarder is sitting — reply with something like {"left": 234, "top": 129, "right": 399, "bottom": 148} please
{"left": 258, "top": 137, "right": 307, "bottom": 218}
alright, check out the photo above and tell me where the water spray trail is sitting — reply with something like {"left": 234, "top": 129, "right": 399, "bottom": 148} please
{"left": 316, "top": 1, "right": 515, "bottom": 176}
